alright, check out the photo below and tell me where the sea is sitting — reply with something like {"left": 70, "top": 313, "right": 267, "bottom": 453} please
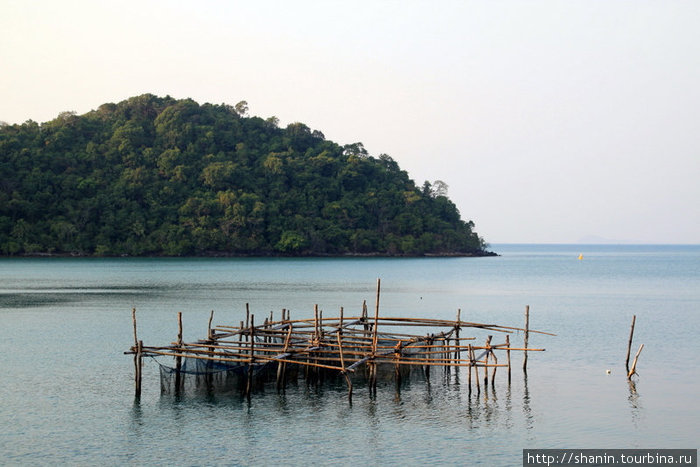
{"left": 0, "top": 244, "right": 698, "bottom": 466}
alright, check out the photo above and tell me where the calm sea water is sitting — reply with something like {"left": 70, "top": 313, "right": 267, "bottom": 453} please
{"left": 1, "top": 244, "right": 698, "bottom": 465}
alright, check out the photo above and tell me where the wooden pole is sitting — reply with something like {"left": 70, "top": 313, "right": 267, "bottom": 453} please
{"left": 132, "top": 308, "right": 141, "bottom": 397}
{"left": 369, "top": 279, "right": 381, "bottom": 394}
{"left": 506, "top": 334, "right": 511, "bottom": 383}
{"left": 246, "top": 314, "right": 255, "bottom": 397}
{"left": 337, "top": 330, "right": 353, "bottom": 402}
{"left": 135, "top": 339, "right": 143, "bottom": 398}
{"left": 455, "top": 309, "right": 461, "bottom": 362}
{"left": 175, "top": 312, "right": 183, "bottom": 392}
{"left": 424, "top": 335, "right": 433, "bottom": 380}
{"left": 490, "top": 341, "right": 498, "bottom": 388}
{"left": 277, "top": 325, "right": 292, "bottom": 391}
{"left": 208, "top": 310, "right": 214, "bottom": 340}
{"left": 471, "top": 345, "right": 480, "bottom": 393}
{"left": 523, "top": 305, "right": 529, "bottom": 372}
{"left": 314, "top": 304, "right": 319, "bottom": 343}
{"left": 319, "top": 309, "right": 323, "bottom": 343}
{"left": 245, "top": 303, "right": 250, "bottom": 342}
{"left": 625, "top": 315, "right": 636, "bottom": 373}
{"left": 483, "top": 336, "right": 491, "bottom": 386}
{"left": 467, "top": 343, "right": 472, "bottom": 392}
{"left": 372, "top": 278, "right": 380, "bottom": 353}
{"left": 627, "top": 343, "right": 644, "bottom": 379}
{"left": 131, "top": 308, "right": 138, "bottom": 347}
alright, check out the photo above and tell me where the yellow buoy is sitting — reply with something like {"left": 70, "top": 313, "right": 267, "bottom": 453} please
{"left": 578, "top": 254, "right": 584, "bottom": 260}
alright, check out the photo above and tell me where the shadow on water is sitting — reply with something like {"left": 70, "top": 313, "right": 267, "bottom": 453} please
{"left": 0, "top": 293, "right": 77, "bottom": 308}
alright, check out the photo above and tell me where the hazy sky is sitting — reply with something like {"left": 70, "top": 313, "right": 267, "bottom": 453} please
{"left": 2, "top": 1, "right": 698, "bottom": 244}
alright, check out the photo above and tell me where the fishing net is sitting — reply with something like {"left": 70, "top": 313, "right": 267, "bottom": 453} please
{"left": 156, "top": 357, "right": 258, "bottom": 395}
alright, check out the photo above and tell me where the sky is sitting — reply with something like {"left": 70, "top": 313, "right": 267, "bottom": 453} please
{"left": 2, "top": 1, "right": 698, "bottom": 244}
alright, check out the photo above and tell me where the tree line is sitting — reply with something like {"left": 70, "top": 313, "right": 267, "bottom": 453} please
{"left": 0, "top": 94, "right": 491, "bottom": 256}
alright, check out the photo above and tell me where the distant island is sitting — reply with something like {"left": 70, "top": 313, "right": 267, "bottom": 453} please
{"left": 0, "top": 94, "right": 493, "bottom": 257}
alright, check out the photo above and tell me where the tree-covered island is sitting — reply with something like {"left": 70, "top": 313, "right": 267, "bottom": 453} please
{"left": 0, "top": 95, "right": 493, "bottom": 257}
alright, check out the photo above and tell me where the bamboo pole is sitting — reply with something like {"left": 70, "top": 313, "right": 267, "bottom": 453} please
{"left": 175, "top": 312, "right": 183, "bottom": 392}
{"left": 207, "top": 310, "right": 214, "bottom": 340}
{"left": 455, "top": 309, "right": 461, "bottom": 362}
{"left": 245, "top": 304, "right": 250, "bottom": 342}
{"left": 483, "top": 336, "right": 491, "bottom": 386}
{"left": 627, "top": 343, "right": 644, "bottom": 379}
{"left": 523, "top": 305, "right": 529, "bottom": 372}
{"left": 490, "top": 342, "right": 498, "bottom": 387}
{"left": 625, "top": 315, "right": 636, "bottom": 373}
{"left": 471, "top": 345, "right": 480, "bottom": 393}
{"left": 132, "top": 308, "right": 138, "bottom": 347}
{"left": 132, "top": 308, "right": 141, "bottom": 397}
{"left": 246, "top": 314, "right": 255, "bottom": 397}
{"left": 314, "top": 305, "right": 319, "bottom": 343}
{"left": 337, "top": 330, "right": 352, "bottom": 401}
{"left": 369, "top": 279, "right": 381, "bottom": 394}
{"left": 467, "top": 343, "right": 472, "bottom": 391}
{"left": 319, "top": 309, "right": 323, "bottom": 344}
{"left": 373, "top": 279, "right": 381, "bottom": 352}
{"left": 135, "top": 339, "right": 143, "bottom": 398}
{"left": 506, "top": 334, "right": 511, "bottom": 383}
{"left": 362, "top": 300, "right": 368, "bottom": 337}
{"left": 276, "top": 325, "right": 293, "bottom": 391}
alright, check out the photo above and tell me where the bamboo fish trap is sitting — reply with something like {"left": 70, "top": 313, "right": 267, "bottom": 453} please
{"left": 127, "top": 280, "right": 553, "bottom": 400}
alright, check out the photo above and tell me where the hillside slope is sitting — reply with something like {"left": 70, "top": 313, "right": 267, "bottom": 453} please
{"left": 0, "top": 94, "right": 491, "bottom": 256}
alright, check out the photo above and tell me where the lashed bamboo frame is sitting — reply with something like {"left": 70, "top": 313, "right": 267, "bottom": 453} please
{"left": 127, "top": 281, "right": 553, "bottom": 399}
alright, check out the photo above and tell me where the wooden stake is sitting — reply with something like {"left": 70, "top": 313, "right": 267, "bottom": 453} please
{"left": 246, "top": 314, "right": 255, "bottom": 397}
{"left": 506, "top": 334, "right": 511, "bottom": 383}
{"left": 337, "top": 330, "right": 353, "bottom": 402}
{"left": 208, "top": 310, "right": 214, "bottom": 340}
{"left": 245, "top": 304, "right": 250, "bottom": 342}
{"left": 369, "top": 279, "right": 381, "bottom": 394}
{"left": 467, "top": 343, "right": 472, "bottom": 392}
{"left": 134, "top": 339, "right": 143, "bottom": 398}
{"left": 276, "top": 325, "right": 293, "bottom": 391}
{"left": 175, "top": 312, "right": 183, "bottom": 392}
{"left": 627, "top": 343, "right": 644, "bottom": 379}
{"left": 471, "top": 345, "right": 480, "bottom": 393}
{"left": 372, "top": 278, "right": 380, "bottom": 354}
{"left": 131, "top": 308, "right": 138, "bottom": 347}
{"left": 314, "top": 304, "right": 319, "bottom": 343}
{"left": 625, "top": 315, "right": 636, "bottom": 373}
{"left": 132, "top": 308, "right": 142, "bottom": 398}
{"left": 483, "top": 336, "right": 491, "bottom": 386}
{"left": 455, "top": 309, "right": 461, "bottom": 362}
{"left": 523, "top": 305, "right": 529, "bottom": 372}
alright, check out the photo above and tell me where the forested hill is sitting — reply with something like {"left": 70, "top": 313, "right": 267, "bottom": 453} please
{"left": 0, "top": 94, "right": 492, "bottom": 257}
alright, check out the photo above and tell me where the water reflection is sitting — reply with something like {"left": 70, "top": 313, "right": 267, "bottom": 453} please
{"left": 627, "top": 379, "right": 643, "bottom": 428}
{"left": 130, "top": 399, "right": 143, "bottom": 428}
{"left": 522, "top": 373, "right": 534, "bottom": 430}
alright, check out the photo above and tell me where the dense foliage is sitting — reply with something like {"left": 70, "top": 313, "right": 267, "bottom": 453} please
{"left": 0, "top": 94, "right": 490, "bottom": 256}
